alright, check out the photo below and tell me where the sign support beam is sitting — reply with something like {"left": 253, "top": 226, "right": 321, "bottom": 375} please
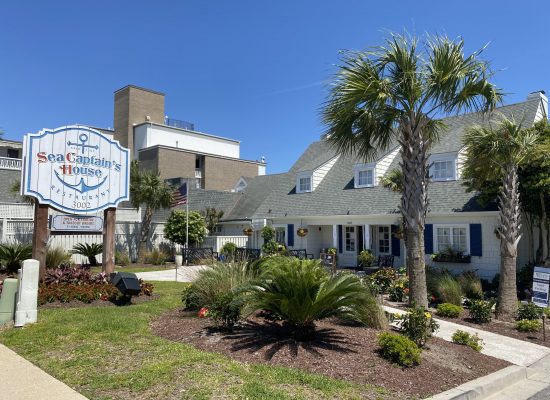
{"left": 102, "top": 208, "right": 116, "bottom": 274}
{"left": 31, "top": 203, "right": 49, "bottom": 280}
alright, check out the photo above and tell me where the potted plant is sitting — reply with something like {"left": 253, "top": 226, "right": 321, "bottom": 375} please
{"left": 358, "top": 249, "right": 375, "bottom": 269}
{"left": 297, "top": 227, "right": 309, "bottom": 237}
{"left": 431, "top": 247, "right": 471, "bottom": 263}
{"left": 243, "top": 227, "right": 253, "bottom": 236}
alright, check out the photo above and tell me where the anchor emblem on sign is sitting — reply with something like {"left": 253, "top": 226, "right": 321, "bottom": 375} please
{"left": 67, "top": 133, "right": 99, "bottom": 154}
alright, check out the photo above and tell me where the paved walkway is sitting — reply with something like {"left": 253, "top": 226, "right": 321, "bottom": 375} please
{"left": 383, "top": 305, "right": 550, "bottom": 366}
{"left": 135, "top": 265, "right": 207, "bottom": 282}
{"left": 0, "top": 343, "right": 87, "bottom": 399}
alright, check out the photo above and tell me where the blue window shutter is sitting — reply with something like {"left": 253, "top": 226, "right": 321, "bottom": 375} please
{"left": 338, "top": 225, "right": 343, "bottom": 253}
{"left": 425, "top": 224, "right": 434, "bottom": 254}
{"left": 287, "top": 224, "right": 294, "bottom": 247}
{"left": 470, "top": 224, "right": 482, "bottom": 256}
{"left": 357, "top": 225, "right": 364, "bottom": 253}
{"left": 391, "top": 225, "right": 401, "bottom": 257}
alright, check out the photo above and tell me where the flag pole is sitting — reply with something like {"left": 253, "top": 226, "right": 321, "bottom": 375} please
{"left": 185, "top": 178, "right": 189, "bottom": 266}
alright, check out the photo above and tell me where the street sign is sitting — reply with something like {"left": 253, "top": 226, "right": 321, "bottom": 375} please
{"left": 51, "top": 215, "right": 103, "bottom": 232}
{"left": 22, "top": 125, "right": 129, "bottom": 215}
{"left": 532, "top": 266, "right": 550, "bottom": 308}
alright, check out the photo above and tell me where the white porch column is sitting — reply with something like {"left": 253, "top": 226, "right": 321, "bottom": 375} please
{"left": 364, "top": 224, "right": 370, "bottom": 250}
{"left": 332, "top": 225, "right": 338, "bottom": 249}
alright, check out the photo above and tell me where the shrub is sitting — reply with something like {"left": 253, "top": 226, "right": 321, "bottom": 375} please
{"left": 378, "top": 332, "right": 421, "bottom": 367}
{"left": 115, "top": 250, "right": 131, "bottom": 266}
{"left": 249, "top": 257, "right": 387, "bottom": 339}
{"left": 437, "top": 303, "right": 463, "bottom": 318}
{"left": 182, "top": 284, "right": 201, "bottom": 311}
{"left": 144, "top": 248, "right": 167, "bottom": 265}
{"left": 517, "top": 302, "right": 543, "bottom": 321}
{"left": 452, "top": 330, "right": 483, "bottom": 352}
{"left": 38, "top": 283, "right": 119, "bottom": 305}
{"left": 370, "top": 267, "right": 398, "bottom": 293}
{"left": 435, "top": 274, "right": 463, "bottom": 306}
{"left": 46, "top": 247, "right": 73, "bottom": 269}
{"left": 397, "top": 305, "right": 439, "bottom": 347}
{"left": 358, "top": 250, "right": 375, "bottom": 268}
{"left": 43, "top": 266, "right": 94, "bottom": 285}
{"left": 469, "top": 299, "right": 493, "bottom": 323}
{"left": 0, "top": 243, "right": 33, "bottom": 274}
{"left": 544, "top": 308, "right": 550, "bottom": 319}
{"left": 187, "top": 261, "right": 256, "bottom": 329}
{"left": 208, "top": 291, "right": 245, "bottom": 330}
{"left": 220, "top": 242, "right": 238, "bottom": 260}
{"left": 72, "top": 243, "right": 103, "bottom": 266}
{"left": 457, "top": 271, "right": 483, "bottom": 300}
{"left": 516, "top": 319, "right": 542, "bottom": 332}
{"left": 388, "top": 277, "right": 409, "bottom": 302}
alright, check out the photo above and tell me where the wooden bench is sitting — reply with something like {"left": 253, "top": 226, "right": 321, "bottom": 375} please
{"left": 182, "top": 247, "right": 216, "bottom": 264}
{"left": 288, "top": 249, "right": 314, "bottom": 260}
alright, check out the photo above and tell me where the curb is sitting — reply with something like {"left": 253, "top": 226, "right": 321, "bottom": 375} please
{"left": 428, "top": 365, "right": 527, "bottom": 400}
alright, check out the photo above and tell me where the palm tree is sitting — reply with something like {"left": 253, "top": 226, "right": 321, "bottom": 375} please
{"left": 463, "top": 117, "right": 543, "bottom": 319}
{"left": 322, "top": 33, "right": 501, "bottom": 308}
{"left": 130, "top": 160, "right": 174, "bottom": 264}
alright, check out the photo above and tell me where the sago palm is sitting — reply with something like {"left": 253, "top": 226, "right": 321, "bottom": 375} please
{"left": 322, "top": 33, "right": 501, "bottom": 308}
{"left": 463, "top": 117, "right": 543, "bottom": 319}
{"left": 249, "top": 258, "right": 386, "bottom": 340}
{"left": 130, "top": 160, "right": 174, "bottom": 263}
{"left": 72, "top": 243, "right": 103, "bottom": 266}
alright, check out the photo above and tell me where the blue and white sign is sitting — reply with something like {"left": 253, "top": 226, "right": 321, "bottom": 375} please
{"left": 532, "top": 266, "right": 550, "bottom": 308}
{"left": 22, "top": 125, "right": 130, "bottom": 215}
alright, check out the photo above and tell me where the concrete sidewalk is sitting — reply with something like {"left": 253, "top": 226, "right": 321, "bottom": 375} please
{"left": 383, "top": 305, "right": 550, "bottom": 366}
{"left": 0, "top": 343, "right": 87, "bottom": 400}
{"left": 135, "top": 265, "right": 207, "bottom": 282}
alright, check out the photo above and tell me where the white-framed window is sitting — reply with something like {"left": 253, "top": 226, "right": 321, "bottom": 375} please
{"left": 296, "top": 172, "right": 312, "bottom": 193}
{"left": 378, "top": 226, "right": 390, "bottom": 254}
{"left": 434, "top": 225, "right": 469, "bottom": 254}
{"left": 345, "top": 226, "right": 356, "bottom": 253}
{"left": 275, "top": 227, "right": 286, "bottom": 244}
{"left": 354, "top": 163, "right": 376, "bottom": 188}
{"left": 430, "top": 155, "right": 457, "bottom": 181}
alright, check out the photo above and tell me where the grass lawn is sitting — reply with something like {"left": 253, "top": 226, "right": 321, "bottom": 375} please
{"left": 0, "top": 282, "right": 388, "bottom": 400}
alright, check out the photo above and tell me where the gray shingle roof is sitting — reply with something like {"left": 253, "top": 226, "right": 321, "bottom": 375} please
{"left": 177, "top": 97, "right": 541, "bottom": 221}
{"left": 151, "top": 186, "right": 240, "bottom": 222}
{"left": 430, "top": 98, "right": 541, "bottom": 154}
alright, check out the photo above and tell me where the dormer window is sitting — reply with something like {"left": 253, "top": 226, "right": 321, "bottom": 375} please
{"left": 297, "top": 172, "right": 312, "bottom": 193}
{"left": 431, "top": 158, "right": 456, "bottom": 181}
{"left": 354, "top": 163, "right": 375, "bottom": 188}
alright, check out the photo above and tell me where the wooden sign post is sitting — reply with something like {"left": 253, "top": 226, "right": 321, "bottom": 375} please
{"left": 102, "top": 208, "right": 116, "bottom": 274}
{"left": 31, "top": 203, "right": 49, "bottom": 280}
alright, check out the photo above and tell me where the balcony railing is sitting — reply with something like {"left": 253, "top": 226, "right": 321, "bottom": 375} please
{"left": 0, "top": 157, "right": 22, "bottom": 170}
{"left": 165, "top": 117, "right": 195, "bottom": 131}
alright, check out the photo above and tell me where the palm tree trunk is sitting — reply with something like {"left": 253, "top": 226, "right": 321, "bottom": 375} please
{"left": 496, "top": 164, "right": 521, "bottom": 320}
{"left": 137, "top": 206, "right": 153, "bottom": 264}
{"left": 400, "top": 116, "right": 429, "bottom": 309}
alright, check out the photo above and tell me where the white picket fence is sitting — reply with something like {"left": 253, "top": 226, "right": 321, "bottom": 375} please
{"left": 0, "top": 203, "right": 248, "bottom": 264}
{"left": 203, "top": 235, "right": 249, "bottom": 252}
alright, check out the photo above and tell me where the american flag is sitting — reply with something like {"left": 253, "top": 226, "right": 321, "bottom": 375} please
{"left": 172, "top": 182, "right": 188, "bottom": 206}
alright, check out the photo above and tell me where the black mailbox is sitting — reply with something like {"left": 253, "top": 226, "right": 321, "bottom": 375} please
{"left": 110, "top": 272, "right": 142, "bottom": 296}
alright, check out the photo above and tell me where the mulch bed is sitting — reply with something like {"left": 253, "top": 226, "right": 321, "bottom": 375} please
{"left": 384, "top": 298, "right": 550, "bottom": 348}
{"left": 151, "top": 310, "right": 510, "bottom": 399}
{"left": 40, "top": 294, "right": 159, "bottom": 309}
{"left": 436, "top": 312, "right": 550, "bottom": 348}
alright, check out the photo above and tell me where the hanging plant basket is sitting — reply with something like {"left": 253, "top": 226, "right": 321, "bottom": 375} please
{"left": 243, "top": 227, "right": 253, "bottom": 236}
{"left": 297, "top": 227, "right": 309, "bottom": 237}
{"left": 392, "top": 225, "right": 404, "bottom": 239}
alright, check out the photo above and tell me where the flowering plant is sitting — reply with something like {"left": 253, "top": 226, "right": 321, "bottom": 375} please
{"left": 198, "top": 307, "right": 209, "bottom": 318}
{"left": 396, "top": 304, "right": 439, "bottom": 347}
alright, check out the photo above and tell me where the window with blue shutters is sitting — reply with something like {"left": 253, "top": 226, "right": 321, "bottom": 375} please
{"left": 287, "top": 224, "right": 294, "bottom": 247}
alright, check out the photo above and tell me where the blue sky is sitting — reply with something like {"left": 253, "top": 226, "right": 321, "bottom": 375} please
{"left": 1, "top": 1, "right": 548, "bottom": 173}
